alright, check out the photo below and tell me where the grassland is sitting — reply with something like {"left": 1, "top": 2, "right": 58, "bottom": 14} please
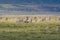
{"left": 0, "top": 22, "right": 60, "bottom": 40}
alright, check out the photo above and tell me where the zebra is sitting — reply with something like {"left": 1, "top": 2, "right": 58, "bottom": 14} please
{"left": 16, "top": 18, "right": 23, "bottom": 23}
{"left": 23, "top": 17, "right": 32, "bottom": 23}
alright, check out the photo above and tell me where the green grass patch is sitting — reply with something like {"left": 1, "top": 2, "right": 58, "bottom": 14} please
{"left": 0, "top": 22, "right": 60, "bottom": 40}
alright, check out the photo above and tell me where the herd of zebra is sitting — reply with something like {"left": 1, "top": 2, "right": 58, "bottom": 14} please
{"left": 16, "top": 17, "right": 32, "bottom": 23}
{"left": 16, "top": 16, "right": 60, "bottom": 23}
{"left": 0, "top": 15, "right": 60, "bottom": 23}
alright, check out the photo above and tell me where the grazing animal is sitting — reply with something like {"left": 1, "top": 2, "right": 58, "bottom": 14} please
{"left": 16, "top": 18, "right": 23, "bottom": 23}
{"left": 23, "top": 17, "right": 32, "bottom": 23}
